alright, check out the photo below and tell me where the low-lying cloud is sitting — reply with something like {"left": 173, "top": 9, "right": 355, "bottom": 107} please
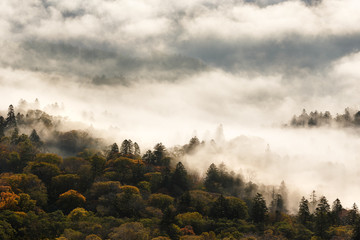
{"left": 1, "top": 0, "right": 360, "bottom": 209}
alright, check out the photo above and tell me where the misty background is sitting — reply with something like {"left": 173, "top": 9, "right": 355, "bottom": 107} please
{"left": 1, "top": 0, "right": 360, "bottom": 210}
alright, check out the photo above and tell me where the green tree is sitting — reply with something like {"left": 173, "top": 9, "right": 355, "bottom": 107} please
{"left": 210, "top": 195, "right": 228, "bottom": 219}
{"left": 35, "top": 153, "right": 62, "bottom": 165}
{"left": 29, "top": 129, "right": 43, "bottom": 147}
{"left": 57, "top": 189, "right": 86, "bottom": 213}
{"left": 120, "top": 139, "right": 134, "bottom": 156}
{"left": 142, "top": 150, "right": 154, "bottom": 165}
{"left": 347, "top": 203, "right": 359, "bottom": 225}
{"left": 171, "top": 162, "right": 189, "bottom": 196}
{"left": 185, "top": 136, "right": 200, "bottom": 154}
{"left": 10, "top": 128, "right": 19, "bottom": 145}
{"left": 51, "top": 174, "right": 81, "bottom": 200}
{"left": 5, "top": 105, "right": 17, "bottom": 130}
{"left": 0, "top": 220, "right": 16, "bottom": 240}
{"left": 314, "top": 196, "right": 331, "bottom": 239}
{"left": 331, "top": 198, "right": 343, "bottom": 226}
{"left": 148, "top": 193, "right": 174, "bottom": 211}
{"left": 204, "top": 163, "right": 220, "bottom": 193}
{"left": 153, "top": 143, "right": 170, "bottom": 166}
{"left": 107, "top": 143, "right": 119, "bottom": 160}
{"left": 178, "top": 191, "right": 192, "bottom": 213}
{"left": 24, "top": 161, "right": 61, "bottom": 186}
{"left": 115, "top": 186, "right": 144, "bottom": 218}
{"left": 0, "top": 173, "right": 48, "bottom": 206}
{"left": 90, "top": 154, "right": 106, "bottom": 177}
{"left": 226, "top": 196, "right": 249, "bottom": 220}
{"left": 251, "top": 193, "right": 268, "bottom": 224}
{"left": 298, "top": 196, "right": 311, "bottom": 225}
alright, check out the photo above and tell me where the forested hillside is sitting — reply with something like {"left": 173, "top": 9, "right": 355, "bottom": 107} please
{"left": 1, "top": 105, "right": 359, "bottom": 240}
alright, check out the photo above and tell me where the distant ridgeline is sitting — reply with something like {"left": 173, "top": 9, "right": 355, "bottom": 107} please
{"left": 289, "top": 108, "right": 360, "bottom": 127}
{"left": 0, "top": 104, "right": 103, "bottom": 156}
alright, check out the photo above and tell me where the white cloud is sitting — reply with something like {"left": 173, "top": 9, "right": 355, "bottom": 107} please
{"left": 1, "top": 0, "right": 360, "bottom": 208}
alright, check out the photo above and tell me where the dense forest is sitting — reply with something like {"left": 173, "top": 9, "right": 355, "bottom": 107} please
{"left": 1, "top": 104, "right": 360, "bottom": 240}
{"left": 289, "top": 108, "right": 360, "bottom": 128}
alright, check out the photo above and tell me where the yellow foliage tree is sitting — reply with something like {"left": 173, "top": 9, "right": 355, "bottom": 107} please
{"left": 0, "top": 191, "right": 20, "bottom": 210}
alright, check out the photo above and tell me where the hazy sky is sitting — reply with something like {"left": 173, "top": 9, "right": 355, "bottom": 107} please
{"left": 1, "top": 0, "right": 360, "bottom": 208}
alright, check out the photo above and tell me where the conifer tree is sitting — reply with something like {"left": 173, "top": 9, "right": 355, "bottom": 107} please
{"left": 315, "top": 196, "right": 331, "bottom": 239}
{"left": 298, "top": 196, "right": 311, "bottom": 225}
{"left": 331, "top": 198, "right": 343, "bottom": 225}
{"left": 6, "top": 105, "right": 17, "bottom": 129}
{"left": 204, "top": 163, "right": 220, "bottom": 193}
{"left": 120, "top": 139, "right": 134, "bottom": 156}
{"left": 251, "top": 193, "right": 268, "bottom": 224}
{"left": 171, "top": 162, "right": 189, "bottom": 196}
{"left": 107, "top": 143, "right": 119, "bottom": 160}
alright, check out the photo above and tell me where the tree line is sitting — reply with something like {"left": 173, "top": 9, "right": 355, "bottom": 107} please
{"left": 1, "top": 105, "right": 360, "bottom": 239}
{"left": 289, "top": 108, "right": 360, "bottom": 128}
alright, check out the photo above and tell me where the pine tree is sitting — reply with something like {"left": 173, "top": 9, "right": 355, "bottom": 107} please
{"left": 153, "top": 143, "right": 166, "bottom": 165}
{"left": 251, "top": 193, "right": 268, "bottom": 224}
{"left": 204, "top": 163, "right": 220, "bottom": 193}
{"left": 107, "top": 143, "right": 119, "bottom": 160}
{"left": 29, "top": 129, "right": 43, "bottom": 147}
{"left": 298, "top": 196, "right": 311, "bottom": 225}
{"left": 6, "top": 104, "right": 17, "bottom": 129}
{"left": 347, "top": 203, "right": 359, "bottom": 225}
{"left": 331, "top": 198, "right": 343, "bottom": 225}
{"left": 171, "top": 162, "right": 189, "bottom": 196}
{"left": 185, "top": 136, "right": 200, "bottom": 154}
{"left": 120, "top": 139, "right": 134, "bottom": 156}
{"left": 315, "top": 196, "right": 331, "bottom": 239}
{"left": 142, "top": 150, "right": 154, "bottom": 164}
{"left": 10, "top": 127, "right": 19, "bottom": 145}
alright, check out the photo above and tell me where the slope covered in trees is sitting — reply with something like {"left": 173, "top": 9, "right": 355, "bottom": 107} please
{"left": 0, "top": 105, "right": 359, "bottom": 239}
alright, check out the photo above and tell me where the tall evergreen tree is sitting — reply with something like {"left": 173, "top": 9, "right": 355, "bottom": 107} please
{"left": 331, "top": 198, "right": 343, "bottom": 225}
{"left": 315, "top": 196, "right": 331, "bottom": 239}
{"left": 10, "top": 127, "right": 19, "bottom": 145}
{"left": 107, "top": 143, "right": 119, "bottom": 160}
{"left": 251, "top": 193, "right": 268, "bottom": 224}
{"left": 6, "top": 104, "right": 17, "bottom": 129}
{"left": 347, "top": 203, "right": 359, "bottom": 225}
{"left": 142, "top": 150, "right": 154, "bottom": 164}
{"left": 185, "top": 136, "right": 200, "bottom": 154}
{"left": 120, "top": 139, "right": 134, "bottom": 156}
{"left": 298, "top": 196, "right": 311, "bottom": 225}
{"left": 29, "top": 129, "right": 43, "bottom": 147}
{"left": 153, "top": 143, "right": 166, "bottom": 165}
{"left": 171, "top": 162, "right": 189, "bottom": 196}
{"left": 204, "top": 163, "right": 220, "bottom": 193}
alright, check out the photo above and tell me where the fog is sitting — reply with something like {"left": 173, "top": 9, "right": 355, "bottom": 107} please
{"left": 1, "top": 0, "right": 360, "bottom": 210}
